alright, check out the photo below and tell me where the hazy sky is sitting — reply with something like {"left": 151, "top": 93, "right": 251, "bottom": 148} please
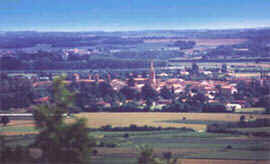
{"left": 1, "top": 0, "right": 270, "bottom": 31}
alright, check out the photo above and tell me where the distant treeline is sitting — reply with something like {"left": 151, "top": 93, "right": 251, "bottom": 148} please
{"left": 1, "top": 28, "right": 270, "bottom": 48}
{"left": 0, "top": 36, "right": 143, "bottom": 48}
{"left": 0, "top": 58, "right": 166, "bottom": 70}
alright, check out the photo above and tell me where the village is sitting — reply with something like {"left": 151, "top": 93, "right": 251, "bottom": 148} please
{"left": 3, "top": 61, "right": 264, "bottom": 114}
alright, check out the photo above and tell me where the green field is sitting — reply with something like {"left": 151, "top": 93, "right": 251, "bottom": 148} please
{"left": 90, "top": 130, "right": 270, "bottom": 163}
{"left": 2, "top": 127, "right": 270, "bottom": 163}
{"left": 2, "top": 113, "right": 270, "bottom": 163}
{"left": 230, "top": 127, "right": 270, "bottom": 133}
{"left": 235, "top": 108, "right": 265, "bottom": 113}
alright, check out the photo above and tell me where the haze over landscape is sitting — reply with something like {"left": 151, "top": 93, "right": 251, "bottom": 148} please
{"left": 1, "top": 0, "right": 270, "bottom": 31}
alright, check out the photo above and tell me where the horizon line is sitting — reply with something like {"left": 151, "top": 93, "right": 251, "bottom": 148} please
{"left": 1, "top": 26, "right": 270, "bottom": 33}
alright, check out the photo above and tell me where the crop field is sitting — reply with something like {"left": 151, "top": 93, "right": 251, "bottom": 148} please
{"left": 143, "top": 38, "right": 247, "bottom": 47}
{"left": 2, "top": 112, "right": 270, "bottom": 163}
{"left": 2, "top": 112, "right": 270, "bottom": 136}
{"left": 230, "top": 127, "right": 270, "bottom": 133}
{"left": 179, "top": 159, "right": 270, "bottom": 164}
{"left": 90, "top": 130, "right": 270, "bottom": 163}
{"left": 234, "top": 107, "right": 265, "bottom": 113}
{"left": 229, "top": 73, "right": 261, "bottom": 78}
{"left": 235, "top": 63, "right": 270, "bottom": 68}
{"left": 72, "top": 112, "right": 270, "bottom": 131}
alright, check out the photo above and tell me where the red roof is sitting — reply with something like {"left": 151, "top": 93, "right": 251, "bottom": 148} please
{"left": 34, "top": 96, "right": 49, "bottom": 103}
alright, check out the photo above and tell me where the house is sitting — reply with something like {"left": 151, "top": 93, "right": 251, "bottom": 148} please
{"left": 226, "top": 104, "right": 242, "bottom": 112}
{"left": 33, "top": 96, "right": 49, "bottom": 104}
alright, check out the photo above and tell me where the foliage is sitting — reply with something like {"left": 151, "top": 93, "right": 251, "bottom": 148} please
{"left": 97, "top": 124, "right": 194, "bottom": 132}
{"left": 119, "top": 86, "right": 140, "bottom": 100}
{"left": 0, "top": 116, "right": 10, "bottom": 126}
{"left": 207, "top": 118, "right": 270, "bottom": 136}
{"left": 240, "top": 115, "right": 246, "bottom": 123}
{"left": 221, "top": 64, "right": 227, "bottom": 73}
{"left": 203, "top": 103, "right": 227, "bottom": 113}
{"left": 0, "top": 74, "right": 34, "bottom": 110}
{"left": 136, "top": 145, "right": 178, "bottom": 164}
{"left": 160, "top": 86, "right": 174, "bottom": 100}
{"left": 141, "top": 83, "right": 159, "bottom": 107}
{"left": 256, "top": 95, "right": 270, "bottom": 114}
{"left": 33, "top": 76, "right": 95, "bottom": 163}
{"left": 136, "top": 145, "right": 160, "bottom": 164}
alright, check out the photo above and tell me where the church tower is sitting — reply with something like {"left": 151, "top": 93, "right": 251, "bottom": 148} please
{"left": 149, "top": 60, "right": 157, "bottom": 88}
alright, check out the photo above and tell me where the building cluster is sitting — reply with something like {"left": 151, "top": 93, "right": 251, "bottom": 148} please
{"left": 28, "top": 61, "right": 270, "bottom": 111}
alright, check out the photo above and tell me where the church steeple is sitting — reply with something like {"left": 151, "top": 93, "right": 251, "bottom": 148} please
{"left": 149, "top": 60, "right": 157, "bottom": 88}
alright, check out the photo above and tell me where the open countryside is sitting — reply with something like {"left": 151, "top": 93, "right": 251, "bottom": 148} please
{"left": 1, "top": 0, "right": 270, "bottom": 163}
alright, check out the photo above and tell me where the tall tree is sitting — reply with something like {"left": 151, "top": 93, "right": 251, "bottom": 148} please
{"left": 221, "top": 64, "right": 227, "bottom": 73}
{"left": 160, "top": 86, "right": 173, "bottom": 100}
{"left": 120, "top": 86, "right": 139, "bottom": 100}
{"left": 141, "top": 83, "right": 159, "bottom": 105}
{"left": 191, "top": 63, "right": 199, "bottom": 75}
{"left": 33, "top": 76, "right": 95, "bottom": 163}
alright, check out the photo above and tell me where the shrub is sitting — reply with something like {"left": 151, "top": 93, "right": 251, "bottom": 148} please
{"left": 129, "top": 124, "right": 138, "bottom": 131}
{"left": 107, "top": 143, "right": 117, "bottom": 148}
{"left": 226, "top": 145, "right": 232, "bottom": 149}
{"left": 92, "top": 149, "right": 98, "bottom": 156}
{"left": 203, "top": 103, "right": 227, "bottom": 113}
{"left": 124, "top": 133, "right": 129, "bottom": 139}
{"left": 1, "top": 116, "right": 10, "bottom": 126}
{"left": 240, "top": 115, "right": 246, "bottom": 123}
{"left": 101, "top": 125, "right": 113, "bottom": 131}
{"left": 163, "top": 152, "right": 172, "bottom": 160}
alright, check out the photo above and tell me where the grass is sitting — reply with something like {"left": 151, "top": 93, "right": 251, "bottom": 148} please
{"left": 230, "top": 127, "right": 270, "bottom": 133}
{"left": 91, "top": 156, "right": 136, "bottom": 164}
{"left": 90, "top": 129, "right": 270, "bottom": 162}
{"left": 0, "top": 125, "right": 38, "bottom": 136}
{"left": 235, "top": 107, "right": 265, "bottom": 113}
{"left": 186, "top": 150, "right": 270, "bottom": 160}
{"left": 72, "top": 112, "right": 270, "bottom": 131}
{"left": 160, "top": 120, "right": 229, "bottom": 125}
{"left": 2, "top": 124, "right": 270, "bottom": 162}
{"left": 0, "top": 126, "right": 37, "bottom": 133}
{"left": 3, "top": 112, "right": 270, "bottom": 135}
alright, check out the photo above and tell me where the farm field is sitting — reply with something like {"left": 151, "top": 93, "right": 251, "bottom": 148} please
{"left": 3, "top": 129, "right": 270, "bottom": 163}
{"left": 2, "top": 112, "right": 270, "bottom": 163}
{"left": 72, "top": 112, "right": 270, "bottom": 132}
{"left": 90, "top": 130, "right": 270, "bottom": 163}
{"left": 230, "top": 127, "right": 270, "bottom": 133}
{"left": 229, "top": 73, "right": 261, "bottom": 78}
{"left": 2, "top": 112, "right": 270, "bottom": 135}
{"left": 143, "top": 38, "right": 247, "bottom": 47}
{"left": 234, "top": 107, "right": 265, "bottom": 113}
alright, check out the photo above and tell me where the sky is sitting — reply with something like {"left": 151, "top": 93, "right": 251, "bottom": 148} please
{"left": 1, "top": 0, "right": 270, "bottom": 31}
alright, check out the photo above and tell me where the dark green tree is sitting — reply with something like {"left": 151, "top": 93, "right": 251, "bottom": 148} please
{"left": 160, "top": 86, "right": 173, "bottom": 100}
{"left": 141, "top": 84, "right": 158, "bottom": 100}
{"left": 191, "top": 63, "right": 199, "bottom": 75}
{"left": 221, "top": 64, "right": 227, "bottom": 73}
{"left": 127, "top": 77, "right": 136, "bottom": 87}
{"left": 119, "top": 86, "right": 139, "bottom": 100}
{"left": 33, "top": 76, "right": 95, "bottom": 163}
{"left": 137, "top": 145, "right": 178, "bottom": 164}
{"left": 0, "top": 116, "right": 10, "bottom": 126}
{"left": 137, "top": 145, "right": 159, "bottom": 164}
{"left": 141, "top": 84, "right": 159, "bottom": 106}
